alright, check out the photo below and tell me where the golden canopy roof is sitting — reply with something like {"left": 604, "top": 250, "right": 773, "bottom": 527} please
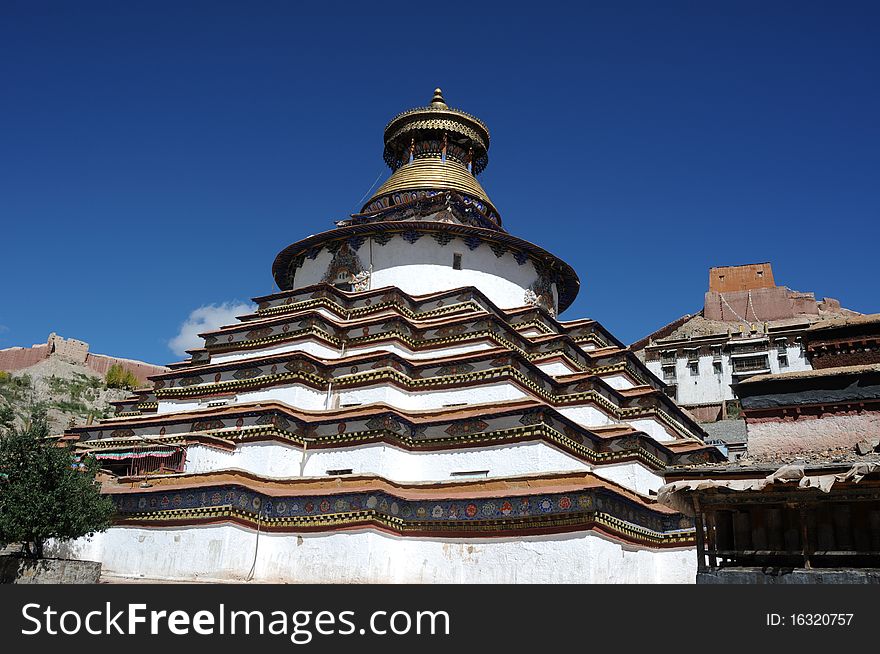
{"left": 361, "top": 89, "right": 500, "bottom": 222}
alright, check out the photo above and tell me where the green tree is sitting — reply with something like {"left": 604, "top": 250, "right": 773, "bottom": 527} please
{"left": 0, "top": 409, "right": 115, "bottom": 558}
{"left": 0, "top": 403, "right": 14, "bottom": 429}
{"left": 105, "top": 364, "right": 139, "bottom": 390}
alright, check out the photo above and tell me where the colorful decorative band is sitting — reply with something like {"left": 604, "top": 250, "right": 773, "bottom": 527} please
{"left": 110, "top": 484, "right": 694, "bottom": 545}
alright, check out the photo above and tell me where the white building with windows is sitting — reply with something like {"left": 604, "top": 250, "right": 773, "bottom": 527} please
{"left": 653, "top": 329, "right": 812, "bottom": 409}
{"left": 633, "top": 263, "right": 859, "bottom": 458}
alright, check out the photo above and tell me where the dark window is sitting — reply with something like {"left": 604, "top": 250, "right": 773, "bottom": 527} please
{"left": 732, "top": 355, "right": 770, "bottom": 374}
{"left": 452, "top": 253, "right": 462, "bottom": 270}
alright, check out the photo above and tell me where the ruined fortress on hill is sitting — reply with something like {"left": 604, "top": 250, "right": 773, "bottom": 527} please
{"left": 0, "top": 333, "right": 166, "bottom": 386}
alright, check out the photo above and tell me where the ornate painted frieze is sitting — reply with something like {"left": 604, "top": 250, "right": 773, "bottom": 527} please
{"left": 444, "top": 419, "right": 488, "bottom": 437}
{"left": 525, "top": 271, "right": 556, "bottom": 316}
{"left": 352, "top": 270, "right": 371, "bottom": 292}
{"left": 322, "top": 242, "right": 366, "bottom": 287}
{"left": 255, "top": 413, "right": 290, "bottom": 430}
{"left": 110, "top": 483, "right": 693, "bottom": 545}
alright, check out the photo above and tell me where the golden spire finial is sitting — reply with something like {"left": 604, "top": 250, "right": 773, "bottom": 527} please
{"left": 431, "top": 87, "right": 447, "bottom": 108}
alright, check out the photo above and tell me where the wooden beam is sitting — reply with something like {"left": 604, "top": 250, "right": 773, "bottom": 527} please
{"left": 800, "top": 504, "right": 812, "bottom": 570}
{"left": 694, "top": 495, "right": 708, "bottom": 572}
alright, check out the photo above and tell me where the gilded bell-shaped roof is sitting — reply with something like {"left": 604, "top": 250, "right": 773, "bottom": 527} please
{"left": 360, "top": 89, "right": 500, "bottom": 226}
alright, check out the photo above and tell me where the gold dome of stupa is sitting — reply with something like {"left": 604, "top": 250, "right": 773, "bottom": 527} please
{"left": 360, "top": 88, "right": 500, "bottom": 225}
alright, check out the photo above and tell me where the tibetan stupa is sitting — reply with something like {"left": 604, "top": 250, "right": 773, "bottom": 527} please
{"left": 65, "top": 89, "right": 723, "bottom": 583}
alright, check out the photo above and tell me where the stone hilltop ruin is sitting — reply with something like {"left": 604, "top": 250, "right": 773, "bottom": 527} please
{"left": 0, "top": 333, "right": 166, "bottom": 386}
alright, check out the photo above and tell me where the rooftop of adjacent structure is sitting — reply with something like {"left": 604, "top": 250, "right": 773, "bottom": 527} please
{"left": 700, "top": 419, "right": 748, "bottom": 446}
{"left": 666, "top": 449, "right": 880, "bottom": 480}
{"left": 737, "top": 362, "right": 880, "bottom": 386}
{"left": 805, "top": 312, "right": 880, "bottom": 335}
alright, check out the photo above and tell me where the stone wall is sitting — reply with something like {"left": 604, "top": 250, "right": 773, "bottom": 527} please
{"left": 704, "top": 286, "right": 819, "bottom": 322}
{"left": 48, "top": 333, "right": 89, "bottom": 363}
{"left": 746, "top": 411, "right": 880, "bottom": 459}
{"left": 0, "top": 556, "right": 101, "bottom": 584}
{"left": 0, "top": 334, "right": 166, "bottom": 385}
{"left": 0, "top": 343, "right": 49, "bottom": 371}
{"left": 84, "top": 353, "right": 167, "bottom": 385}
{"left": 698, "top": 567, "right": 880, "bottom": 584}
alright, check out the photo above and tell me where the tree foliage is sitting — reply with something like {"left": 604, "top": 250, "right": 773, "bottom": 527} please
{"left": 0, "top": 403, "right": 13, "bottom": 430}
{"left": 0, "top": 409, "right": 115, "bottom": 558}
{"left": 105, "top": 364, "right": 139, "bottom": 390}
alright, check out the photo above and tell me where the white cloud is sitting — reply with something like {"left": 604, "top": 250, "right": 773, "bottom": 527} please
{"left": 168, "top": 301, "right": 254, "bottom": 357}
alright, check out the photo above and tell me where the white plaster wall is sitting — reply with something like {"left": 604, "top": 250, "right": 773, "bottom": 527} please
{"left": 237, "top": 385, "right": 329, "bottom": 410}
{"left": 70, "top": 525, "right": 696, "bottom": 584}
{"left": 344, "top": 340, "right": 495, "bottom": 361}
{"left": 536, "top": 361, "right": 578, "bottom": 377}
{"left": 210, "top": 337, "right": 497, "bottom": 365}
{"left": 185, "top": 442, "right": 662, "bottom": 494}
{"left": 185, "top": 441, "right": 590, "bottom": 482}
{"left": 591, "top": 461, "right": 664, "bottom": 495}
{"left": 602, "top": 373, "right": 637, "bottom": 390}
{"left": 557, "top": 405, "right": 615, "bottom": 429}
{"left": 772, "top": 344, "right": 811, "bottom": 374}
{"left": 158, "top": 380, "right": 530, "bottom": 415}
{"left": 211, "top": 340, "right": 340, "bottom": 364}
{"left": 291, "top": 237, "right": 556, "bottom": 313}
{"left": 157, "top": 385, "right": 328, "bottom": 414}
{"left": 332, "top": 381, "right": 529, "bottom": 412}
{"left": 628, "top": 418, "right": 678, "bottom": 443}
{"left": 558, "top": 402, "right": 684, "bottom": 445}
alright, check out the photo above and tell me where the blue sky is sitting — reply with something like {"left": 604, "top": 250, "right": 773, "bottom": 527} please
{"left": 1, "top": 1, "right": 878, "bottom": 364}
